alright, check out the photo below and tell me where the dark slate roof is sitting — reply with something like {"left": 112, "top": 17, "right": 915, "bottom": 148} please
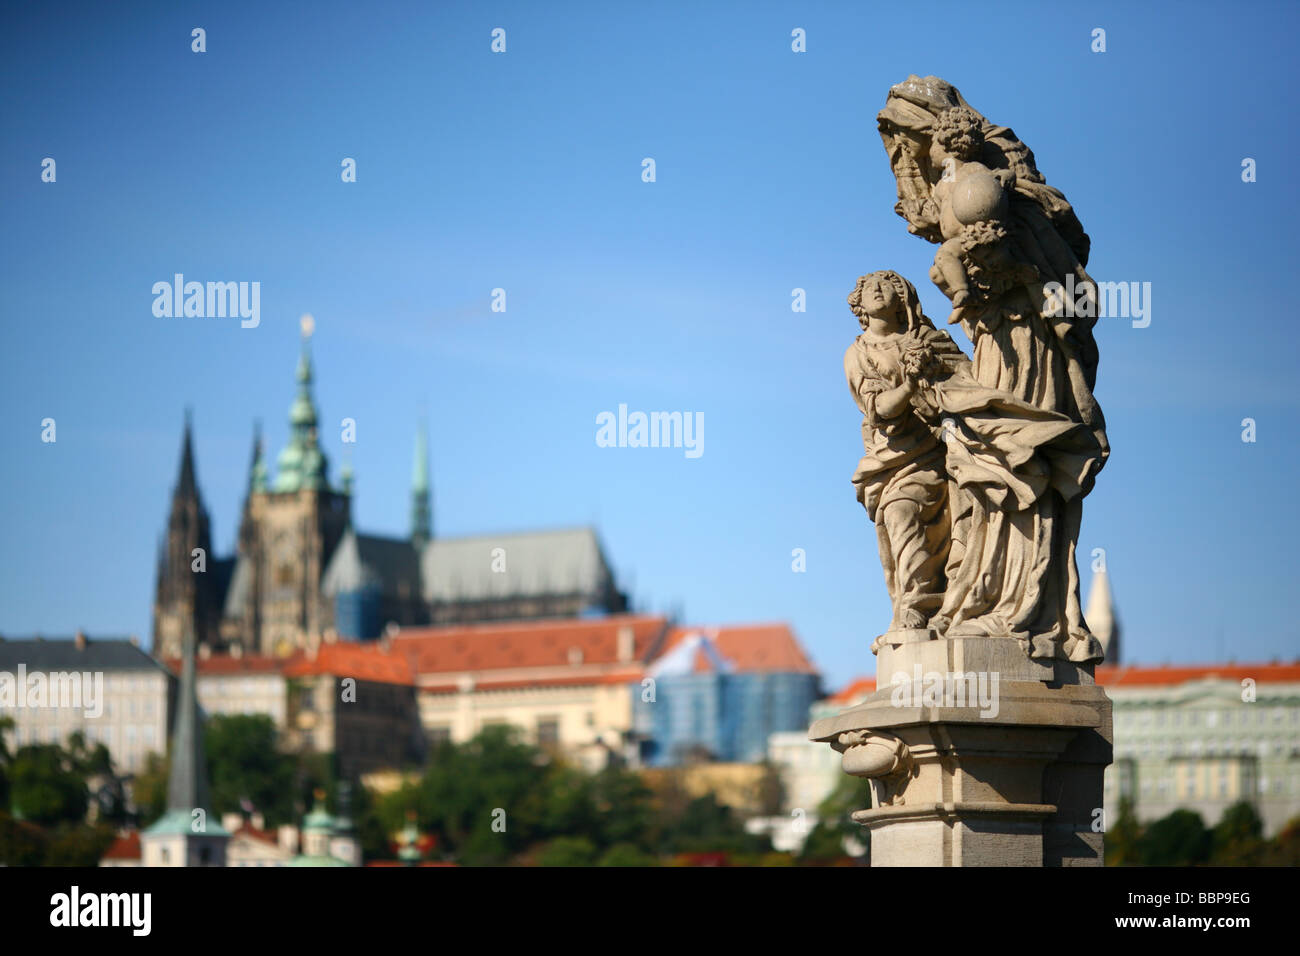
{"left": 420, "top": 526, "right": 615, "bottom": 603}
{"left": 208, "top": 556, "right": 236, "bottom": 613}
{"left": 222, "top": 554, "right": 252, "bottom": 618}
{"left": 322, "top": 528, "right": 421, "bottom": 600}
{"left": 0, "top": 637, "right": 170, "bottom": 674}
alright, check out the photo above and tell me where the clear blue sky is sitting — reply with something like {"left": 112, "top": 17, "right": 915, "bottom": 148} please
{"left": 2, "top": 1, "right": 1298, "bottom": 689}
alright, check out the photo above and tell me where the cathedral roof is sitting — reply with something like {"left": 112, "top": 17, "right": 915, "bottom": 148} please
{"left": 222, "top": 554, "right": 252, "bottom": 619}
{"left": 321, "top": 529, "right": 421, "bottom": 598}
{"left": 420, "top": 526, "right": 616, "bottom": 605}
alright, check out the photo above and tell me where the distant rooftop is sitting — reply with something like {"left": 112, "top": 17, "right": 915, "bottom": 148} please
{"left": 655, "top": 624, "right": 819, "bottom": 675}
{"left": 0, "top": 635, "right": 169, "bottom": 674}
{"left": 394, "top": 613, "right": 669, "bottom": 676}
{"left": 1096, "top": 662, "right": 1300, "bottom": 687}
{"left": 421, "top": 526, "right": 617, "bottom": 604}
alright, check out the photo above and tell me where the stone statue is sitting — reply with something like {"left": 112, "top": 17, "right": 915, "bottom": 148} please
{"left": 844, "top": 271, "right": 966, "bottom": 639}
{"left": 862, "top": 75, "right": 1109, "bottom": 663}
{"left": 814, "top": 76, "right": 1114, "bottom": 867}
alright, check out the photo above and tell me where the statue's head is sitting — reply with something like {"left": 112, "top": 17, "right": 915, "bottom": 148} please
{"left": 848, "top": 270, "right": 930, "bottom": 333}
{"left": 931, "top": 106, "right": 985, "bottom": 164}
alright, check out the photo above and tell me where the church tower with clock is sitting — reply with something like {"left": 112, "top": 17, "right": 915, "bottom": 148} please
{"left": 238, "top": 315, "right": 351, "bottom": 656}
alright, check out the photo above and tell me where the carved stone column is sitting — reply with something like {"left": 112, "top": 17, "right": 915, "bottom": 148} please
{"left": 809, "top": 636, "right": 1112, "bottom": 866}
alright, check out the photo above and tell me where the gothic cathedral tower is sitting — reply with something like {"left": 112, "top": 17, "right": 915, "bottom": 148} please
{"left": 152, "top": 411, "right": 221, "bottom": 660}
{"left": 241, "top": 316, "right": 351, "bottom": 656}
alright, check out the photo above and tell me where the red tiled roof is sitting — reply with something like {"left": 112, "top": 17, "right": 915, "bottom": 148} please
{"left": 660, "top": 624, "right": 817, "bottom": 674}
{"left": 1096, "top": 662, "right": 1300, "bottom": 687}
{"left": 162, "top": 655, "right": 284, "bottom": 676}
{"left": 828, "top": 677, "right": 877, "bottom": 704}
{"left": 420, "top": 669, "right": 645, "bottom": 694}
{"left": 102, "top": 831, "right": 141, "bottom": 860}
{"left": 282, "top": 642, "right": 416, "bottom": 686}
{"left": 231, "top": 824, "right": 280, "bottom": 846}
{"left": 393, "top": 614, "right": 669, "bottom": 675}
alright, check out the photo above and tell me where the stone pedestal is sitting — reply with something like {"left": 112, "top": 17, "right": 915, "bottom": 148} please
{"left": 809, "top": 636, "right": 1112, "bottom": 866}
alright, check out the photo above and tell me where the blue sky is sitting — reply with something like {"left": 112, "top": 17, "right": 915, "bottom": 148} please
{"left": 2, "top": 1, "right": 1298, "bottom": 689}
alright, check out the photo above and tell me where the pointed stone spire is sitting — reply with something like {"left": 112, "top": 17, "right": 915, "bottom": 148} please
{"left": 166, "top": 623, "right": 213, "bottom": 813}
{"left": 176, "top": 408, "right": 198, "bottom": 498}
{"left": 248, "top": 420, "right": 267, "bottom": 494}
{"left": 1085, "top": 566, "right": 1120, "bottom": 666}
{"left": 411, "top": 417, "right": 432, "bottom": 547}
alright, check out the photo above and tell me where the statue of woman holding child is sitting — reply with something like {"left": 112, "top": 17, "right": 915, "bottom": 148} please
{"left": 847, "top": 76, "right": 1110, "bottom": 663}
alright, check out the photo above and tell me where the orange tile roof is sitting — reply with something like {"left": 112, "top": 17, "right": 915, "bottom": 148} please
{"left": 282, "top": 642, "right": 416, "bottom": 686}
{"left": 828, "top": 676, "right": 877, "bottom": 704}
{"left": 102, "top": 831, "right": 141, "bottom": 860}
{"left": 420, "top": 669, "right": 645, "bottom": 694}
{"left": 1096, "top": 662, "right": 1300, "bottom": 687}
{"left": 660, "top": 624, "right": 818, "bottom": 674}
{"left": 162, "top": 655, "right": 284, "bottom": 676}
{"left": 231, "top": 823, "right": 280, "bottom": 846}
{"left": 393, "top": 614, "right": 669, "bottom": 675}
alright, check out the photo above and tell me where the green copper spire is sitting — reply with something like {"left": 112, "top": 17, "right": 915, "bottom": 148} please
{"left": 411, "top": 418, "right": 432, "bottom": 547}
{"left": 340, "top": 455, "right": 354, "bottom": 496}
{"left": 274, "top": 315, "right": 329, "bottom": 493}
{"left": 143, "top": 621, "right": 228, "bottom": 840}
{"left": 249, "top": 421, "right": 268, "bottom": 494}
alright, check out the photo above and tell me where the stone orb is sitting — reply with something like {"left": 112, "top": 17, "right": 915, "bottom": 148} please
{"left": 952, "top": 169, "right": 1007, "bottom": 225}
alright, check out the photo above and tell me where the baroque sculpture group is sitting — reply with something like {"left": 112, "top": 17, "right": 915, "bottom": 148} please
{"left": 847, "top": 76, "right": 1108, "bottom": 664}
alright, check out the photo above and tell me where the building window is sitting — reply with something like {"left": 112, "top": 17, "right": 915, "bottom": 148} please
{"left": 537, "top": 717, "right": 560, "bottom": 748}
{"left": 428, "top": 726, "right": 452, "bottom": 747}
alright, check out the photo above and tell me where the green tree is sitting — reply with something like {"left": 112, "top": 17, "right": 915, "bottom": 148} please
{"left": 1139, "top": 808, "right": 1210, "bottom": 866}
{"left": 1210, "top": 801, "right": 1265, "bottom": 865}
{"left": 415, "top": 725, "right": 548, "bottom": 865}
{"left": 205, "top": 714, "right": 296, "bottom": 825}
{"left": 0, "top": 812, "right": 49, "bottom": 865}
{"left": 0, "top": 715, "right": 12, "bottom": 811}
{"left": 800, "top": 773, "right": 871, "bottom": 864}
{"left": 597, "top": 842, "right": 658, "bottom": 867}
{"left": 1105, "top": 797, "right": 1142, "bottom": 866}
{"left": 754, "top": 760, "right": 787, "bottom": 817}
{"left": 538, "top": 835, "right": 599, "bottom": 867}
{"left": 656, "top": 792, "right": 767, "bottom": 856}
{"left": 7, "top": 744, "right": 88, "bottom": 826}
{"left": 1260, "top": 815, "right": 1300, "bottom": 866}
{"left": 132, "top": 752, "right": 169, "bottom": 826}
{"left": 45, "top": 823, "right": 116, "bottom": 866}
{"left": 588, "top": 765, "right": 656, "bottom": 851}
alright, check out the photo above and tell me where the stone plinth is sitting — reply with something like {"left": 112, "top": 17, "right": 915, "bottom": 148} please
{"left": 809, "top": 636, "right": 1112, "bottom": 866}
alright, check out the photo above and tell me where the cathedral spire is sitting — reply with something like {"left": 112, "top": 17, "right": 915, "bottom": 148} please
{"left": 274, "top": 315, "right": 329, "bottom": 492}
{"left": 141, "top": 619, "right": 229, "bottom": 863}
{"left": 176, "top": 407, "right": 198, "bottom": 499}
{"left": 1085, "top": 565, "right": 1120, "bottom": 666}
{"left": 166, "top": 623, "right": 212, "bottom": 813}
{"left": 411, "top": 417, "right": 432, "bottom": 547}
{"left": 248, "top": 420, "right": 267, "bottom": 494}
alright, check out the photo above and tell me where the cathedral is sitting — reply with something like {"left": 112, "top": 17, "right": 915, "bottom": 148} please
{"left": 153, "top": 322, "right": 628, "bottom": 660}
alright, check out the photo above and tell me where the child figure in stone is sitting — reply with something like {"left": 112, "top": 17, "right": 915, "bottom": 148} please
{"left": 844, "top": 270, "right": 968, "bottom": 640}
{"left": 926, "top": 107, "right": 1031, "bottom": 322}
